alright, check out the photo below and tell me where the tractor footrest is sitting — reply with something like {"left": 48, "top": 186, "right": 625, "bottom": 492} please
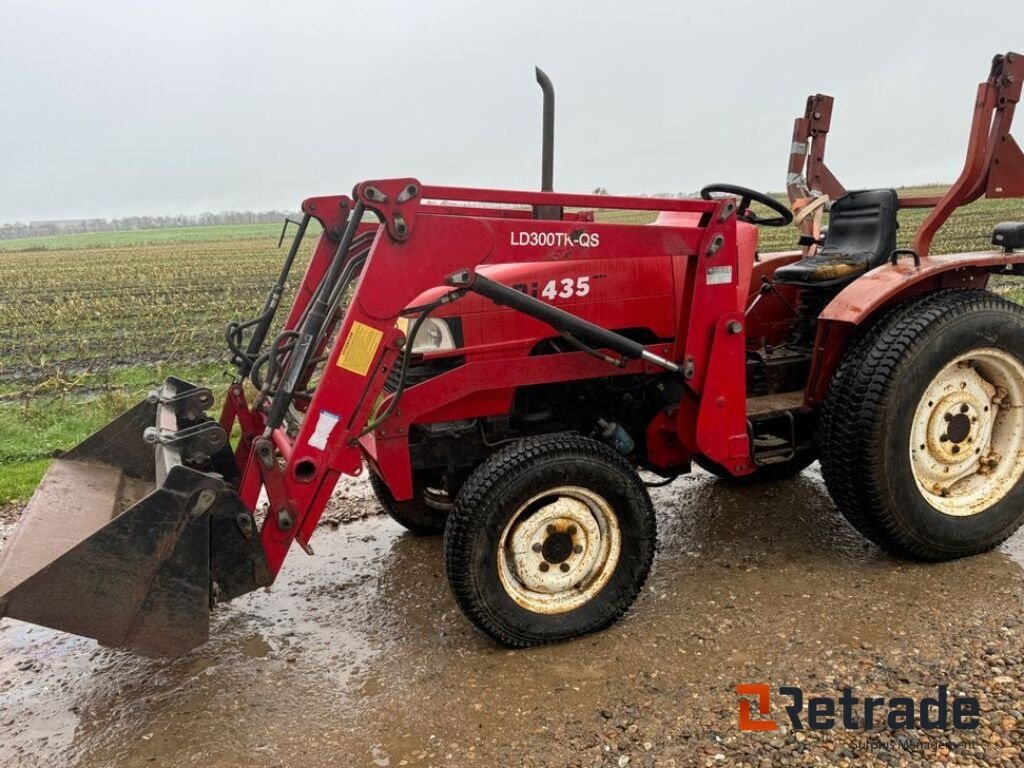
{"left": 750, "top": 442, "right": 795, "bottom": 465}
{"left": 748, "top": 412, "right": 797, "bottom": 467}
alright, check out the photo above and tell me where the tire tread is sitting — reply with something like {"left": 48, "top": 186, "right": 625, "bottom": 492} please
{"left": 821, "top": 289, "right": 1024, "bottom": 559}
{"left": 444, "top": 434, "right": 656, "bottom": 647}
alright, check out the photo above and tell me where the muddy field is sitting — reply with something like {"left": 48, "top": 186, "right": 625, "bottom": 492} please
{"left": 2, "top": 466, "right": 1023, "bottom": 768}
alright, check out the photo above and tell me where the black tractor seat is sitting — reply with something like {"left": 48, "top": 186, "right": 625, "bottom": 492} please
{"left": 773, "top": 189, "right": 898, "bottom": 289}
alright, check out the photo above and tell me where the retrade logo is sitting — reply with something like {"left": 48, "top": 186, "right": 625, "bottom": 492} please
{"left": 736, "top": 684, "right": 980, "bottom": 732}
{"left": 736, "top": 684, "right": 777, "bottom": 731}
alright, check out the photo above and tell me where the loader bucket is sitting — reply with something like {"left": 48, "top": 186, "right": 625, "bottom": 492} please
{"left": 0, "top": 378, "right": 270, "bottom": 657}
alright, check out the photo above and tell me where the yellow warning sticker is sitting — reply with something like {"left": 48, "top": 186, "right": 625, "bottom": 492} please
{"left": 337, "top": 321, "right": 383, "bottom": 376}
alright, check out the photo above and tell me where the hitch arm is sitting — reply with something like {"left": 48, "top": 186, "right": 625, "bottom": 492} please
{"left": 446, "top": 268, "right": 680, "bottom": 374}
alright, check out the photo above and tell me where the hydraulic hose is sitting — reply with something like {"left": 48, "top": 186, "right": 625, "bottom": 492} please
{"left": 359, "top": 288, "right": 467, "bottom": 436}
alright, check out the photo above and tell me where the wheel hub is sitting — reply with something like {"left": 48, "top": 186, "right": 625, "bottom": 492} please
{"left": 910, "top": 349, "right": 1024, "bottom": 516}
{"left": 540, "top": 529, "right": 574, "bottom": 564}
{"left": 498, "top": 487, "right": 621, "bottom": 613}
{"left": 945, "top": 411, "right": 972, "bottom": 444}
{"left": 924, "top": 391, "right": 985, "bottom": 465}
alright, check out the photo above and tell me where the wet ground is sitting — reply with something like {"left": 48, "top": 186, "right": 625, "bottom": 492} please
{"left": 2, "top": 466, "right": 1023, "bottom": 767}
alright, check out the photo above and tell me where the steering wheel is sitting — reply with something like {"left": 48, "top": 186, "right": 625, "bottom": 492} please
{"left": 700, "top": 183, "right": 793, "bottom": 227}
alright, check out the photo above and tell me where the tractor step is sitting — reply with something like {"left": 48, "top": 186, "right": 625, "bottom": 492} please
{"left": 745, "top": 391, "right": 806, "bottom": 467}
{"left": 746, "top": 391, "right": 805, "bottom": 417}
{"left": 750, "top": 435, "right": 796, "bottom": 465}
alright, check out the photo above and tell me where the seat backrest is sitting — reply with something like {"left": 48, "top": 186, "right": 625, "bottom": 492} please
{"left": 820, "top": 189, "right": 899, "bottom": 268}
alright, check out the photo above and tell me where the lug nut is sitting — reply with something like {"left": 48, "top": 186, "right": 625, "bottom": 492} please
{"left": 567, "top": 525, "right": 577, "bottom": 536}
{"left": 944, "top": 413, "right": 953, "bottom": 422}
{"left": 546, "top": 524, "right": 556, "bottom": 535}
{"left": 532, "top": 543, "right": 542, "bottom": 553}
{"left": 539, "top": 562, "right": 550, "bottom": 572}
{"left": 560, "top": 563, "right": 570, "bottom": 573}
{"left": 574, "top": 544, "right": 583, "bottom": 554}
{"left": 960, "top": 404, "right": 970, "bottom": 413}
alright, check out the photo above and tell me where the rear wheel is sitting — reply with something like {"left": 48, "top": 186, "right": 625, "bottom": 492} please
{"left": 821, "top": 290, "right": 1024, "bottom": 560}
{"left": 368, "top": 468, "right": 449, "bottom": 534}
{"left": 444, "top": 435, "right": 656, "bottom": 646}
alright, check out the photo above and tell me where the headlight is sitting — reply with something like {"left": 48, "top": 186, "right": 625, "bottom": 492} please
{"left": 411, "top": 317, "right": 456, "bottom": 354}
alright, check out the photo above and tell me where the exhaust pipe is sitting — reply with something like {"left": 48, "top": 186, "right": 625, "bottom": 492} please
{"left": 535, "top": 66, "right": 555, "bottom": 192}
{"left": 534, "top": 66, "right": 561, "bottom": 220}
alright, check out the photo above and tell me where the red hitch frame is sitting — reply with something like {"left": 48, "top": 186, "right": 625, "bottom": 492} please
{"left": 787, "top": 52, "right": 1024, "bottom": 256}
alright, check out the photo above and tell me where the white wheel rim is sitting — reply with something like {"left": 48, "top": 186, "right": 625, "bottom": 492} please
{"left": 497, "top": 486, "right": 621, "bottom": 614}
{"left": 909, "top": 348, "right": 1024, "bottom": 516}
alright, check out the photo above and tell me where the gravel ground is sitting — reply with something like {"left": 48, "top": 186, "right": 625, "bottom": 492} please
{"left": 0, "top": 502, "right": 21, "bottom": 523}
{"left": 317, "top": 474, "right": 381, "bottom": 527}
{"left": 0, "top": 465, "right": 1022, "bottom": 767}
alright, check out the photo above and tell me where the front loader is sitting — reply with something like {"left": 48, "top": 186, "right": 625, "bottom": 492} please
{"left": 4, "top": 55, "right": 1024, "bottom": 655}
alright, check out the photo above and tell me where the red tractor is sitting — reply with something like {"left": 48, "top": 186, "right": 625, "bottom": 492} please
{"left": 3, "top": 54, "right": 1024, "bottom": 656}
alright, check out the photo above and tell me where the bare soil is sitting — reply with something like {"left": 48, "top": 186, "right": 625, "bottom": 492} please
{"left": 1, "top": 466, "right": 1023, "bottom": 767}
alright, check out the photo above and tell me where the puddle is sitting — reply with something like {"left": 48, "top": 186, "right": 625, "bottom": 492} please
{"left": 1, "top": 468, "right": 1022, "bottom": 766}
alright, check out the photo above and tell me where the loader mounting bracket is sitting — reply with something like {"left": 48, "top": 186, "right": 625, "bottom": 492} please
{"left": 355, "top": 178, "right": 422, "bottom": 242}
{"left": 144, "top": 421, "right": 227, "bottom": 465}
{"left": 147, "top": 377, "right": 214, "bottom": 420}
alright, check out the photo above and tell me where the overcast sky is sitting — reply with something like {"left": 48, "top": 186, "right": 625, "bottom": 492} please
{"left": 3, "top": 1, "right": 1023, "bottom": 222}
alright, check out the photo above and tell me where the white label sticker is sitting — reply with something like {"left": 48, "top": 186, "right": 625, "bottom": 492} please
{"left": 309, "top": 410, "right": 341, "bottom": 450}
{"left": 706, "top": 265, "right": 734, "bottom": 285}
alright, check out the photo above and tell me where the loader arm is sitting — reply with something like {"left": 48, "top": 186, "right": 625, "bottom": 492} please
{"left": 224, "top": 179, "right": 752, "bottom": 576}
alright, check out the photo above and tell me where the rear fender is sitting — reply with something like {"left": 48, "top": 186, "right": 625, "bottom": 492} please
{"left": 806, "top": 250, "right": 1024, "bottom": 403}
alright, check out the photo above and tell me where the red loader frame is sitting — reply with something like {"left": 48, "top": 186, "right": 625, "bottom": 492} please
{"left": 222, "top": 183, "right": 749, "bottom": 576}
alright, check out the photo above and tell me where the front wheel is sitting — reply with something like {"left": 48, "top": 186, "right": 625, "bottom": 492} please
{"left": 368, "top": 468, "right": 450, "bottom": 534}
{"left": 821, "top": 290, "right": 1024, "bottom": 560}
{"left": 444, "top": 435, "right": 656, "bottom": 647}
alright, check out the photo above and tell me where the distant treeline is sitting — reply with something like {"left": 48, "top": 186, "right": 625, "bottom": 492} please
{"left": 0, "top": 211, "right": 294, "bottom": 241}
